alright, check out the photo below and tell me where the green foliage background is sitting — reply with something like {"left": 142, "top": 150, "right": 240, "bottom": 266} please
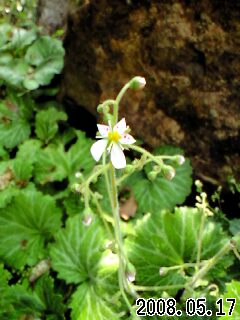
{"left": 0, "top": 7, "right": 240, "bottom": 320}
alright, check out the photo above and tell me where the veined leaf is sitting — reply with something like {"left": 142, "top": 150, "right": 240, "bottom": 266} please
{"left": 1, "top": 275, "right": 64, "bottom": 320}
{"left": 34, "top": 130, "right": 95, "bottom": 184}
{"left": 50, "top": 215, "right": 108, "bottom": 284}
{"left": 219, "top": 281, "right": 240, "bottom": 319}
{"left": 0, "top": 94, "right": 33, "bottom": 149}
{"left": 126, "top": 207, "right": 229, "bottom": 290}
{"left": 0, "top": 190, "right": 62, "bottom": 268}
{"left": 126, "top": 146, "right": 192, "bottom": 214}
{"left": 70, "top": 283, "right": 121, "bottom": 320}
{"left": 24, "top": 36, "right": 65, "bottom": 87}
{"left": 35, "top": 108, "right": 67, "bottom": 143}
{"left": 50, "top": 214, "right": 123, "bottom": 319}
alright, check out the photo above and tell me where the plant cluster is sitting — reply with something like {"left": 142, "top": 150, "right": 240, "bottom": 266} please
{"left": 0, "top": 15, "right": 240, "bottom": 320}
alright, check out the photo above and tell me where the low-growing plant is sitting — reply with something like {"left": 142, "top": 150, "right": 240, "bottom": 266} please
{"left": 1, "top": 71, "right": 240, "bottom": 320}
{"left": 0, "top": 17, "right": 240, "bottom": 319}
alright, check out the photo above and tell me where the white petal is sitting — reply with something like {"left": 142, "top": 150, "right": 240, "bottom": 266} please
{"left": 114, "top": 118, "right": 126, "bottom": 134}
{"left": 119, "top": 133, "right": 136, "bottom": 145}
{"left": 90, "top": 139, "right": 108, "bottom": 162}
{"left": 97, "top": 124, "right": 110, "bottom": 137}
{"left": 111, "top": 143, "right": 126, "bottom": 169}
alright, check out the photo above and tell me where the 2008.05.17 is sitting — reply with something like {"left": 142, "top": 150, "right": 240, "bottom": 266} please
{"left": 135, "top": 297, "right": 236, "bottom": 317}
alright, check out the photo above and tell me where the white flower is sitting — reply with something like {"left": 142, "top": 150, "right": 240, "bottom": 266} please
{"left": 90, "top": 118, "right": 136, "bottom": 169}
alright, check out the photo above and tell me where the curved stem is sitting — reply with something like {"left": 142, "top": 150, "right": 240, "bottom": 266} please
{"left": 113, "top": 83, "right": 130, "bottom": 125}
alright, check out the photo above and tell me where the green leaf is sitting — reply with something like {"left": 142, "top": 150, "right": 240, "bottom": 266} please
{"left": 34, "top": 130, "right": 95, "bottom": 184}
{"left": 0, "top": 60, "right": 29, "bottom": 89}
{"left": 70, "top": 283, "right": 121, "bottom": 320}
{"left": 126, "top": 146, "right": 192, "bottom": 214}
{"left": 35, "top": 107, "right": 67, "bottom": 143}
{"left": 0, "top": 190, "right": 62, "bottom": 268}
{"left": 0, "top": 94, "right": 33, "bottom": 149}
{"left": 50, "top": 215, "right": 107, "bottom": 284}
{"left": 126, "top": 207, "right": 229, "bottom": 289}
{"left": 33, "top": 275, "right": 65, "bottom": 319}
{"left": 50, "top": 213, "right": 123, "bottom": 319}
{"left": 67, "top": 131, "right": 95, "bottom": 176}
{"left": 24, "top": 36, "right": 65, "bottom": 87}
{"left": 34, "top": 144, "right": 69, "bottom": 184}
{"left": 229, "top": 219, "right": 240, "bottom": 235}
{"left": 219, "top": 281, "right": 240, "bottom": 319}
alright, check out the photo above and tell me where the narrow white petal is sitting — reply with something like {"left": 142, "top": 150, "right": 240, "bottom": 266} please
{"left": 111, "top": 143, "right": 126, "bottom": 169}
{"left": 97, "top": 124, "right": 110, "bottom": 137}
{"left": 114, "top": 118, "right": 126, "bottom": 134}
{"left": 119, "top": 133, "right": 136, "bottom": 145}
{"left": 90, "top": 139, "right": 108, "bottom": 162}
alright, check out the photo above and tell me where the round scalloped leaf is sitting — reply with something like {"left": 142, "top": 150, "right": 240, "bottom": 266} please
{"left": 0, "top": 190, "right": 62, "bottom": 269}
{"left": 126, "top": 207, "right": 229, "bottom": 289}
{"left": 35, "top": 108, "right": 67, "bottom": 143}
{"left": 0, "top": 94, "right": 33, "bottom": 149}
{"left": 34, "top": 131, "right": 95, "bottom": 184}
{"left": 50, "top": 215, "right": 108, "bottom": 284}
{"left": 126, "top": 146, "right": 192, "bottom": 214}
{"left": 219, "top": 281, "right": 240, "bottom": 319}
{"left": 24, "top": 36, "right": 65, "bottom": 87}
{"left": 70, "top": 283, "right": 121, "bottom": 320}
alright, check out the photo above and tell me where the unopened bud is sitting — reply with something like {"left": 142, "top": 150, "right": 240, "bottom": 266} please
{"left": 174, "top": 155, "right": 185, "bottom": 165}
{"left": 129, "top": 76, "right": 146, "bottom": 90}
{"left": 125, "top": 165, "right": 135, "bottom": 174}
{"left": 126, "top": 262, "right": 136, "bottom": 283}
{"left": 82, "top": 208, "right": 94, "bottom": 226}
{"left": 75, "top": 172, "right": 83, "bottom": 179}
{"left": 82, "top": 215, "right": 93, "bottom": 226}
{"left": 159, "top": 267, "right": 167, "bottom": 276}
{"left": 147, "top": 171, "right": 158, "bottom": 181}
{"left": 97, "top": 104, "right": 103, "bottom": 113}
{"left": 162, "top": 165, "right": 175, "bottom": 180}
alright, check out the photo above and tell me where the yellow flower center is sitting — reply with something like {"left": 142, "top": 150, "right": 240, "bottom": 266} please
{"left": 108, "top": 131, "right": 121, "bottom": 142}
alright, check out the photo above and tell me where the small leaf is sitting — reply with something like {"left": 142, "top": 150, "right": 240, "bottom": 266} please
{"left": 0, "top": 94, "right": 33, "bottom": 149}
{"left": 126, "top": 146, "right": 192, "bottom": 214}
{"left": 34, "top": 131, "right": 95, "bottom": 184}
{"left": 219, "top": 281, "right": 240, "bottom": 319}
{"left": 25, "top": 36, "right": 65, "bottom": 87}
{"left": 70, "top": 283, "right": 120, "bottom": 320}
{"left": 35, "top": 107, "right": 67, "bottom": 143}
{"left": 0, "top": 190, "right": 62, "bottom": 268}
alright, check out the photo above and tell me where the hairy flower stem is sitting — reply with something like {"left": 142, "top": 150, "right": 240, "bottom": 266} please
{"left": 188, "top": 241, "right": 232, "bottom": 289}
{"left": 109, "top": 164, "right": 133, "bottom": 313}
{"left": 129, "top": 144, "right": 164, "bottom": 167}
{"left": 196, "top": 208, "right": 206, "bottom": 270}
{"left": 113, "top": 83, "right": 130, "bottom": 124}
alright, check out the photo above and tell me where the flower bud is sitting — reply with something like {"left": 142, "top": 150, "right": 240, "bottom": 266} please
{"left": 82, "top": 208, "right": 94, "bottom": 226}
{"left": 129, "top": 76, "right": 146, "bottom": 90}
{"left": 159, "top": 267, "right": 167, "bottom": 276}
{"left": 75, "top": 172, "right": 83, "bottom": 179}
{"left": 126, "top": 262, "right": 136, "bottom": 283}
{"left": 174, "top": 155, "right": 185, "bottom": 165}
{"left": 147, "top": 171, "right": 158, "bottom": 181}
{"left": 162, "top": 165, "right": 175, "bottom": 180}
{"left": 97, "top": 104, "right": 103, "bottom": 113}
{"left": 125, "top": 165, "right": 135, "bottom": 174}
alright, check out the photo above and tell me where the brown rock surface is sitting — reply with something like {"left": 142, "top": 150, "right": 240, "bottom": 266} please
{"left": 61, "top": 0, "right": 240, "bottom": 184}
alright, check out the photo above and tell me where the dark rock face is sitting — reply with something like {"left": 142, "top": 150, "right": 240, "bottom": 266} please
{"left": 61, "top": 0, "right": 240, "bottom": 184}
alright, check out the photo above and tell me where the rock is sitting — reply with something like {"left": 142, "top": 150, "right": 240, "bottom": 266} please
{"left": 61, "top": 0, "right": 240, "bottom": 184}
